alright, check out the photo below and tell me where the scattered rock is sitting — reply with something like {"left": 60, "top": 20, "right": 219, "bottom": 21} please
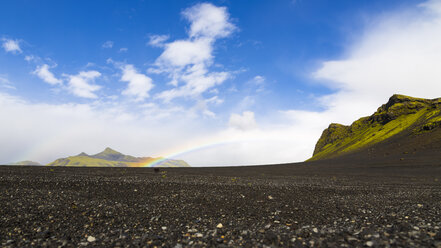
{"left": 87, "top": 236, "right": 96, "bottom": 242}
{"left": 0, "top": 165, "right": 440, "bottom": 247}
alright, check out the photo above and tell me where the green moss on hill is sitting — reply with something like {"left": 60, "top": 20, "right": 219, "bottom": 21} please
{"left": 47, "top": 156, "right": 135, "bottom": 167}
{"left": 310, "top": 94, "right": 441, "bottom": 161}
{"left": 47, "top": 148, "right": 191, "bottom": 167}
{"left": 10, "top": 160, "right": 42, "bottom": 166}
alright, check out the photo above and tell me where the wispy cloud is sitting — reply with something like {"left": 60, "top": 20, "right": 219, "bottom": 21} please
{"left": 119, "top": 47, "right": 128, "bottom": 53}
{"left": 65, "top": 71, "right": 102, "bottom": 98}
{"left": 156, "top": 68, "right": 229, "bottom": 102}
{"left": 247, "top": 75, "right": 266, "bottom": 92}
{"left": 102, "top": 41, "right": 114, "bottom": 48}
{"left": 194, "top": 95, "right": 224, "bottom": 118}
{"left": 24, "top": 55, "right": 35, "bottom": 62}
{"left": 0, "top": 76, "right": 15, "bottom": 89}
{"left": 33, "top": 64, "right": 62, "bottom": 85}
{"left": 2, "top": 39, "right": 22, "bottom": 54}
{"left": 148, "top": 35, "right": 169, "bottom": 47}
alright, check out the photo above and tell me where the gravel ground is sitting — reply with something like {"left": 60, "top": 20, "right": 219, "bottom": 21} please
{"left": 1, "top": 165, "right": 440, "bottom": 247}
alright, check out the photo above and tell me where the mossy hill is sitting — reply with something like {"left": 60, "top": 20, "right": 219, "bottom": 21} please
{"left": 47, "top": 147, "right": 190, "bottom": 167}
{"left": 310, "top": 94, "right": 441, "bottom": 161}
{"left": 10, "top": 161, "right": 42, "bottom": 166}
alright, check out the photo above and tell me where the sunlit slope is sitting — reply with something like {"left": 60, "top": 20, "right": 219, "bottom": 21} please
{"left": 310, "top": 94, "right": 441, "bottom": 161}
{"left": 47, "top": 155, "right": 151, "bottom": 167}
{"left": 10, "top": 161, "right": 42, "bottom": 166}
{"left": 47, "top": 147, "right": 190, "bottom": 167}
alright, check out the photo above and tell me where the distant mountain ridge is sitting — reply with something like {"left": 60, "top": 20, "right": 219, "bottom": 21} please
{"left": 47, "top": 147, "right": 190, "bottom": 167}
{"left": 310, "top": 94, "right": 441, "bottom": 161}
{"left": 87, "top": 147, "right": 144, "bottom": 162}
{"left": 10, "top": 161, "right": 42, "bottom": 166}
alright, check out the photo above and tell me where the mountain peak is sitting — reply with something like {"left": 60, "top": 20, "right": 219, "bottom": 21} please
{"left": 91, "top": 148, "right": 139, "bottom": 162}
{"left": 381, "top": 94, "right": 429, "bottom": 112}
{"left": 389, "top": 94, "right": 422, "bottom": 102}
{"left": 102, "top": 147, "right": 120, "bottom": 154}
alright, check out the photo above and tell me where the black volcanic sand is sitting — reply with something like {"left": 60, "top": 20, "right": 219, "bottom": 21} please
{"left": 1, "top": 162, "right": 441, "bottom": 247}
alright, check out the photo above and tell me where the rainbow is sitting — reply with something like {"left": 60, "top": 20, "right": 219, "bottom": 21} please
{"left": 141, "top": 140, "right": 234, "bottom": 167}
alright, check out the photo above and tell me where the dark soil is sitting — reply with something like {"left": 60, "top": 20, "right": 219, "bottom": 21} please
{"left": 1, "top": 160, "right": 440, "bottom": 247}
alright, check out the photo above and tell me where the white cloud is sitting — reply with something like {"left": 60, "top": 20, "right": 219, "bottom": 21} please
{"left": 33, "top": 64, "right": 62, "bottom": 85}
{"left": 24, "top": 55, "right": 35, "bottom": 62}
{"left": 228, "top": 111, "right": 257, "bottom": 131}
{"left": 252, "top": 75, "right": 265, "bottom": 84}
{"left": 209, "top": 88, "right": 219, "bottom": 94}
{"left": 2, "top": 39, "right": 22, "bottom": 54}
{"left": 157, "top": 38, "right": 213, "bottom": 68}
{"left": 156, "top": 69, "right": 229, "bottom": 102}
{"left": 148, "top": 35, "right": 169, "bottom": 47}
{"left": 151, "top": 3, "right": 235, "bottom": 103}
{"left": 65, "top": 71, "right": 102, "bottom": 99}
{"left": 312, "top": 0, "right": 441, "bottom": 123}
{"left": 140, "top": 102, "right": 186, "bottom": 120}
{"left": 247, "top": 75, "right": 266, "bottom": 92}
{"left": 120, "top": 64, "right": 154, "bottom": 101}
{"left": 0, "top": 76, "right": 15, "bottom": 89}
{"left": 102, "top": 41, "right": 114, "bottom": 48}
{"left": 182, "top": 3, "right": 236, "bottom": 39}
{"left": 119, "top": 47, "right": 128, "bottom": 53}
{"left": 193, "top": 96, "right": 224, "bottom": 118}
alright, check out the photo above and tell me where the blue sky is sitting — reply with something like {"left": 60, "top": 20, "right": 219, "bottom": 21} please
{"left": 1, "top": 0, "right": 440, "bottom": 166}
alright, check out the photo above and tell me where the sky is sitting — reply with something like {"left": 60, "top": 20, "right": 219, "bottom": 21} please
{"left": 1, "top": 0, "right": 441, "bottom": 166}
